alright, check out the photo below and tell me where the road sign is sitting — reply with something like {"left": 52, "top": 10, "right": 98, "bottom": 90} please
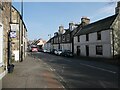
{"left": 10, "top": 31, "right": 16, "bottom": 38}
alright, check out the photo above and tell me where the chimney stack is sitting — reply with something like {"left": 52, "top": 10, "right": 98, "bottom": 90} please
{"left": 58, "top": 25, "right": 65, "bottom": 34}
{"left": 69, "top": 22, "right": 74, "bottom": 31}
{"left": 115, "top": 1, "right": 120, "bottom": 14}
{"left": 81, "top": 16, "right": 90, "bottom": 26}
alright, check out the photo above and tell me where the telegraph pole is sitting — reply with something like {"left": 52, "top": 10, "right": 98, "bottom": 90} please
{"left": 20, "top": 0, "right": 23, "bottom": 62}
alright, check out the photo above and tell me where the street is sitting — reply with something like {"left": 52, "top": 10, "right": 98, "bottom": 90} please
{"left": 31, "top": 52, "right": 119, "bottom": 88}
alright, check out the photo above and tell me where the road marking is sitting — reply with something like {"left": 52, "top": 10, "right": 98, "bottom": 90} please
{"left": 79, "top": 63, "right": 117, "bottom": 74}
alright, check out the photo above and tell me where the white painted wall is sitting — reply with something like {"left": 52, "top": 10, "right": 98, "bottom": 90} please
{"left": 74, "top": 30, "right": 112, "bottom": 58}
{"left": 61, "top": 43, "right": 72, "bottom": 51}
{"left": 43, "top": 42, "right": 51, "bottom": 51}
{"left": 53, "top": 44, "right": 59, "bottom": 50}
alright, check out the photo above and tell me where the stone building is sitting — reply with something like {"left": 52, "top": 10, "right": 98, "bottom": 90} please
{"left": 11, "top": 6, "right": 27, "bottom": 62}
{"left": 0, "top": 1, "right": 27, "bottom": 89}
{"left": 0, "top": 0, "right": 12, "bottom": 89}
{"left": 45, "top": 23, "right": 78, "bottom": 52}
{"left": 74, "top": 1, "right": 120, "bottom": 58}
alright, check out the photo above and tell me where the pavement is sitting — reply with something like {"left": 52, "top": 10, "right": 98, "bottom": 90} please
{"left": 2, "top": 55, "right": 64, "bottom": 89}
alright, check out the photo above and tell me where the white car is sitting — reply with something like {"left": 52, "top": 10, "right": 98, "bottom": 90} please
{"left": 54, "top": 50, "right": 58, "bottom": 55}
{"left": 57, "top": 50, "right": 62, "bottom": 55}
{"left": 43, "top": 49, "right": 47, "bottom": 53}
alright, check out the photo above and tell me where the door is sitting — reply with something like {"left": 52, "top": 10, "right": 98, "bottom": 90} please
{"left": 77, "top": 46, "right": 80, "bottom": 56}
{"left": 86, "top": 45, "right": 89, "bottom": 56}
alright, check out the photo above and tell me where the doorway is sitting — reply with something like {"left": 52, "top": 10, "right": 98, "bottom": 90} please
{"left": 86, "top": 45, "right": 89, "bottom": 56}
{"left": 77, "top": 46, "right": 80, "bottom": 56}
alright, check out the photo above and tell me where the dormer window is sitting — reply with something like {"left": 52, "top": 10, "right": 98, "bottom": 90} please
{"left": 62, "top": 35, "right": 65, "bottom": 42}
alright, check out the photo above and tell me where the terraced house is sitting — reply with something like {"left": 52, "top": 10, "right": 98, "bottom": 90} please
{"left": 74, "top": 1, "right": 120, "bottom": 58}
{"left": 0, "top": 1, "right": 12, "bottom": 89}
{"left": 48, "top": 23, "right": 78, "bottom": 52}
{"left": 0, "top": 1, "right": 27, "bottom": 88}
{"left": 11, "top": 6, "right": 27, "bottom": 62}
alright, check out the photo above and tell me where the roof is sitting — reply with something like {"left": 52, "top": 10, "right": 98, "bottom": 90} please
{"left": 75, "top": 14, "right": 118, "bottom": 36}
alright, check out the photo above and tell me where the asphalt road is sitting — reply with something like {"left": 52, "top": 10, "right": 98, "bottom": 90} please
{"left": 30, "top": 52, "right": 119, "bottom": 88}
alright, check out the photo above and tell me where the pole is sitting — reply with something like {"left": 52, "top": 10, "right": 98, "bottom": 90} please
{"left": 20, "top": 0, "right": 23, "bottom": 62}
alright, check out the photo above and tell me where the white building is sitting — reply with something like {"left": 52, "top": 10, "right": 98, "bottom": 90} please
{"left": 74, "top": 2, "right": 120, "bottom": 58}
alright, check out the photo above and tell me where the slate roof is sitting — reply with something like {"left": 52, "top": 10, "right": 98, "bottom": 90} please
{"left": 75, "top": 14, "right": 118, "bottom": 36}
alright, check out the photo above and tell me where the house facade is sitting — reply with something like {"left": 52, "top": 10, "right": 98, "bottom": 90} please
{"left": 0, "top": 1, "right": 28, "bottom": 89}
{"left": 11, "top": 6, "right": 27, "bottom": 62}
{"left": 49, "top": 23, "right": 78, "bottom": 52}
{"left": 0, "top": 1, "right": 11, "bottom": 89}
{"left": 74, "top": 2, "right": 120, "bottom": 58}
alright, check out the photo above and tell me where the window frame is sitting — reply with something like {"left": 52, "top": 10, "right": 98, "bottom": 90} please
{"left": 97, "top": 31, "right": 101, "bottom": 40}
{"left": 77, "top": 35, "right": 80, "bottom": 42}
{"left": 86, "top": 34, "right": 89, "bottom": 41}
{"left": 96, "top": 45, "right": 103, "bottom": 55}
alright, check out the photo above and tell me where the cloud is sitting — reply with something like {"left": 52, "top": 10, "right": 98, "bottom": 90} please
{"left": 98, "top": 5, "right": 115, "bottom": 14}
{"left": 89, "top": 2, "right": 117, "bottom": 21}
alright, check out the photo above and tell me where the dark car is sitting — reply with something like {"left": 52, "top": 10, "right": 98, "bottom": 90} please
{"left": 50, "top": 49, "right": 57, "bottom": 54}
{"left": 61, "top": 50, "right": 73, "bottom": 57}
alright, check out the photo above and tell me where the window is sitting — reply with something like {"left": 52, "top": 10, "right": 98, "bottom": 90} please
{"left": 96, "top": 45, "right": 103, "bottom": 55}
{"left": 78, "top": 35, "right": 80, "bottom": 42}
{"left": 97, "top": 31, "right": 101, "bottom": 40}
{"left": 62, "top": 35, "right": 65, "bottom": 42}
{"left": 66, "top": 34, "right": 70, "bottom": 42}
{"left": 86, "top": 34, "right": 89, "bottom": 41}
{"left": 59, "top": 36, "right": 61, "bottom": 43}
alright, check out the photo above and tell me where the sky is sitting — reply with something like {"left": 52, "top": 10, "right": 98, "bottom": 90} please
{"left": 12, "top": 1, "right": 117, "bottom": 41}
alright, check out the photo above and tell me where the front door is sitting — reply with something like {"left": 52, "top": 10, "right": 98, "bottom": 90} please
{"left": 77, "top": 46, "right": 80, "bottom": 56}
{"left": 86, "top": 45, "right": 89, "bottom": 56}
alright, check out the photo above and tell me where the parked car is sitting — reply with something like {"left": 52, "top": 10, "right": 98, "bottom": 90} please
{"left": 56, "top": 50, "right": 62, "bottom": 56}
{"left": 61, "top": 50, "right": 73, "bottom": 57}
{"left": 31, "top": 45, "right": 38, "bottom": 52}
{"left": 43, "top": 49, "right": 47, "bottom": 53}
{"left": 50, "top": 49, "right": 57, "bottom": 54}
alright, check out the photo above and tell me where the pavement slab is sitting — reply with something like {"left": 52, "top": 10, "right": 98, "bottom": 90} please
{"left": 2, "top": 56, "right": 64, "bottom": 89}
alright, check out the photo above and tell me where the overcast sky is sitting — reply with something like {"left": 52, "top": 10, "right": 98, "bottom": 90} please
{"left": 12, "top": 1, "right": 117, "bottom": 41}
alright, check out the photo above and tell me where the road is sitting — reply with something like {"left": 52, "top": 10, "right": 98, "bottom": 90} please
{"left": 30, "top": 52, "right": 119, "bottom": 88}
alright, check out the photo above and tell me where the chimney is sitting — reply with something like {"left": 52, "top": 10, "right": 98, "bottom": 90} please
{"left": 69, "top": 22, "right": 74, "bottom": 31}
{"left": 58, "top": 25, "right": 65, "bottom": 34}
{"left": 54, "top": 32, "right": 58, "bottom": 36}
{"left": 81, "top": 16, "right": 90, "bottom": 26}
{"left": 115, "top": 1, "right": 120, "bottom": 14}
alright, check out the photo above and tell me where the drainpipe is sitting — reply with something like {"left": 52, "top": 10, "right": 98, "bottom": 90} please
{"left": 8, "top": 2, "right": 14, "bottom": 73}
